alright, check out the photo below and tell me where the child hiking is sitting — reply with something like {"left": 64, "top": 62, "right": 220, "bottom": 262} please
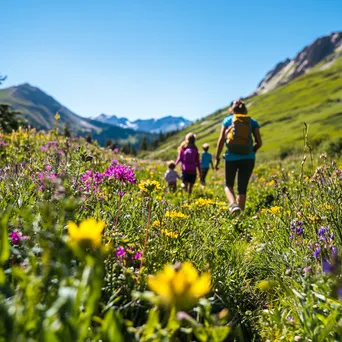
{"left": 175, "top": 132, "right": 200, "bottom": 195}
{"left": 164, "top": 160, "right": 181, "bottom": 192}
{"left": 200, "top": 143, "right": 214, "bottom": 185}
{"left": 215, "top": 99, "right": 262, "bottom": 215}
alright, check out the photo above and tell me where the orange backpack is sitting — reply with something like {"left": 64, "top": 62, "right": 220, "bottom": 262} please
{"left": 225, "top": 114, "right": 253, "bottom": 154}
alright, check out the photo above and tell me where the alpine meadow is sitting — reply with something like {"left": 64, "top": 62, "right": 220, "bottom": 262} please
{"left": 1, "top": 4, "right": 342, "bottom": 341}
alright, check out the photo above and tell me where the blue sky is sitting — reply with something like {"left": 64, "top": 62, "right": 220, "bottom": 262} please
{"left": 2, "top": 0, "right": 341, "bottom": 120}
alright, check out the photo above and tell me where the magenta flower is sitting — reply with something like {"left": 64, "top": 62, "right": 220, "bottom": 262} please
{"left": 116, "top": 246, "right": 126, "bottom": 258}
{"left": 10, "top": 230, "right": 28, "bottom": 245}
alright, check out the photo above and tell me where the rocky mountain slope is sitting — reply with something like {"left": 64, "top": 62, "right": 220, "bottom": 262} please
{"left": 253, "top": 32, "right": 342, "bottom": 95}
{"left": 95, "top": 114, "right": 191, "bottom": 133}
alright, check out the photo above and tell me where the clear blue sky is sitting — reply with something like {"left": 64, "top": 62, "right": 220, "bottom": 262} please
{"left": 2, "top": 0, "right": 341, "bottom": 120}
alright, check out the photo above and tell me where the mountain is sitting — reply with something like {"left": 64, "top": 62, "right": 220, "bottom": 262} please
{"left": 253, "top": 32, "right": 342, "bottom": 95}
{"left": 143, "top": 33, "right": 342, "bottom": 161}
{"left": 0, "top": 83, "right": 154, "bottom": 146}
{"left": 95, "top": 114, "right": 191, "bottom": 133}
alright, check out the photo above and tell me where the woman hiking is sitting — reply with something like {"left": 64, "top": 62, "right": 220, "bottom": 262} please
{"left": 215, "top": 99, "right": 262, "bottom": 215}
{"left": 175, "top": 132, "right": 200, "bottom": 195}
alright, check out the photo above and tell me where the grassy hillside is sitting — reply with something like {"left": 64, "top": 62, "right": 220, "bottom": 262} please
{"left": 144, "top": 54, "right": 342, "bottom": 161}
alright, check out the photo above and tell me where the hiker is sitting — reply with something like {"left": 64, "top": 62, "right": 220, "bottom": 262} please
{"left": 200, "top": 143, "right": 214, "bottom": 185}
{"left": 175, "top": 132, "right": 200, "bottom": 195}
{"left": 164, "top": 160, "right": 181, "bottom": 192}
{"left": 215, "top": 99, "right": 262, "bottom": 215}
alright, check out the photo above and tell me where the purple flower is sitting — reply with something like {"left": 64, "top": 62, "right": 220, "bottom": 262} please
{"left": 133, "top": 251, "right": 142, "bottom": 260}
{"left": 119, "top": 191, "right": 125, "bottom": 198}
{"left": 330, "top": 246, "right": 338, "bottom": 256}
{"left": 313, "top": 247, "right": 321, "bottom": 258}
{"left": 10, "top": 230, "right": 28, "bottom": 245}
{"left": 116, "top": 246, "right": 125, "bottom": 258}
{"left": 104, "top": 162, "right": 136, "bottom": 184}
{"left": 303, "top": 266, "right": 312, "bottom": 273}
{"left": 338, "top": 287, "right": 342, "bottom": 301}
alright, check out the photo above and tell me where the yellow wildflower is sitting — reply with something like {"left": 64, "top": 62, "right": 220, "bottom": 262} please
{"left": 269, "top": 206, "right": 281, "bottom": 214}
{"left": 165, "top": 211, "right": 188, "bottom": 219}
{"left": 152, "top": 220, "right": 161, "bottom": 228}
{"left": 138, "top": 180, "right": 162, "bottom": 194}
{"left": 181, "top": 203, "right": 191, "bottom": 209}
{"left": 67, "top": 218, "right": 105, "bottom": 249}
{"left": 161, "top": 229, "right": 179, "bottom": 239}
{"left": 194, "top": 198, "right": 215, "bottom": 208}
{"left": 256, "top": 280, "right": 275, "bottom": 291}
{"left": 54, "top": 112, "right": 61, "bottom": 121}
{"left": 148, "top": 262, "right": 211, "bottom": 309}
{"left": 308, "top": 215, "right": 320, "bottom": 222}
{"left": 266, "top": 180, "right": 275, "bottom": 186}
{"left": 259, "top": 177, "right": 266, "bottom": 183}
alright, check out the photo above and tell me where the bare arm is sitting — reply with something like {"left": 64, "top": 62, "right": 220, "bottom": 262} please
{"left": 215, "top": 125, "right": 226, "bottom": 170}
{"left": 252, "top": 128, "right": 262, "bottom": 153}
{"left": 175, "top": 149, "right": 182, "bottom": 166}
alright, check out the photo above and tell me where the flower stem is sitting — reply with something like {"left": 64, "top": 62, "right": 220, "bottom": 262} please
{"left": 140, "top": 198, "right": 151, "bottom": 269}
{"left": 113, "top": 195, "right": 122, "bottom": 231}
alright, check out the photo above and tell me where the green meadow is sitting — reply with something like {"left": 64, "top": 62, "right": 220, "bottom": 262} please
{"left": 0, "top": 127, "right": 341, "bottom": 341}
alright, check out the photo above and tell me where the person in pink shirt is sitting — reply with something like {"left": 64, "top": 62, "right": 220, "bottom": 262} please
{"left": 175, "top": 132, "right": 200, "bottom": 195}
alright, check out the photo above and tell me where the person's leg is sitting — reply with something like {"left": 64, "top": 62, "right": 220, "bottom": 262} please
{"left": 202, "top": 168, "right": 209, "bottom": 185}
{"left": 183, "top": 181, "right": 190, "bottom": 193}
{"left": 225, "top": 161, "right": 238, "bottom": 205}
{"left": 188, "top": 183, "right": 194, "bottom": 195}
{"left": 237, "top": 159, "right": 255, "bottom": 210}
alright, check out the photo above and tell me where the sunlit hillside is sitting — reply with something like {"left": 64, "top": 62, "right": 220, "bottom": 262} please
{"left": 144, "top": 54, "right": 342, "bottom": 161}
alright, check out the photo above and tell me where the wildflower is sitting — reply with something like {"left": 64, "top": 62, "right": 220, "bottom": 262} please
{"left": 161, "top": 229, "right": 179, "bottom": 239}
{"left": 54, "top": 113, "right": 61, "bottom": 121}
{"left": 290, "top": 220, "right": 304, "bottom": 239}
{"left": 266, "top": 180, "right": 275, "bottom": 186}
{"left": 10, "top": 230, "right": 28, "bottom": 245}
{"left": 116, "top": 246, "right": 126, "bottom": 258}
{"left": 148, "top": 262, "right": 211, "bottom": 310}
{"left": 313, "top": 247, "right": 321, "bottom": 259}
{"left": 119, "top": 191, "right": 125, "bottom": 198}
{"left": 67, "top": 218, "right": 105, "bottom": 249}
{"left": 194, "top": 198, "right": 216, "bottom": 207}
{"left": 138, "top": 180, "right": 162, "bottom": 194}
{"left": 133, "top": 251, "right": 142, "bottom": 260}
{"left": 269, "top": 206, "right": 281, "bottom": 214}
{"left": 152, "top": 220, "right": 161, "bottom": 228}
{"left": 165, "top": 211, "right": 188, "bottom": 220}
{"left": 303, "top": 266, "right": 311, "bottom": 274}
{"left": 257, "top": 280, "right": 273, "bottom": 291}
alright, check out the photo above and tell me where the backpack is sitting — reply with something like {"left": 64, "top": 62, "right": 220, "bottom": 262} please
{"left": 225, "top": 114, "right": 253, "bottom": 154}
{"left": 183, "top": 147, "right": 197, "bottom": 164}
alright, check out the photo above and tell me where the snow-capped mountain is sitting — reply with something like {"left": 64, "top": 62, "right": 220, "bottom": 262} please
{"left": 94, "top": 114, "right": 191, "bottom": 133}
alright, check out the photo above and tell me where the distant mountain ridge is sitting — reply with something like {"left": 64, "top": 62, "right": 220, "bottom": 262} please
{"left": 95, "top": 114, "right": 191, "bottom": 133}
{"left": 0, "top": 83, "right": 154, "bottom": 146}
{"left": 253, "top": 32, "right": 342, "bottom": 95}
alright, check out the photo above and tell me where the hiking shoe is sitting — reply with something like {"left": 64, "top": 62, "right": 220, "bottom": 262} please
{"left": 229, "top": 203, "right": 242, "bottom": 217}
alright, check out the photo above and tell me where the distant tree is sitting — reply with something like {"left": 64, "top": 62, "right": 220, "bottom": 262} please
{"left": 105, "top": 139, "right": 112, "bottom": 148}
{"left": 63, "top": 121, "right": 72, "bottom": 137}
{"left": 0, "top": 104, "right": 22, "bottom": 133}
{"left": 85, "top": 135, "right": 92, "bottom": 144}
{"left": 140, "top": 136, "right": 148, "bottom": 151}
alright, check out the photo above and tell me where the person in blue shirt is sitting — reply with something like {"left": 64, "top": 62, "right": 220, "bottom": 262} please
{"left": 200, "top": 143, "right": 214, "bottom": 185}
{"left": 215, "top": 99, "right": 262, "bottom": 215}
